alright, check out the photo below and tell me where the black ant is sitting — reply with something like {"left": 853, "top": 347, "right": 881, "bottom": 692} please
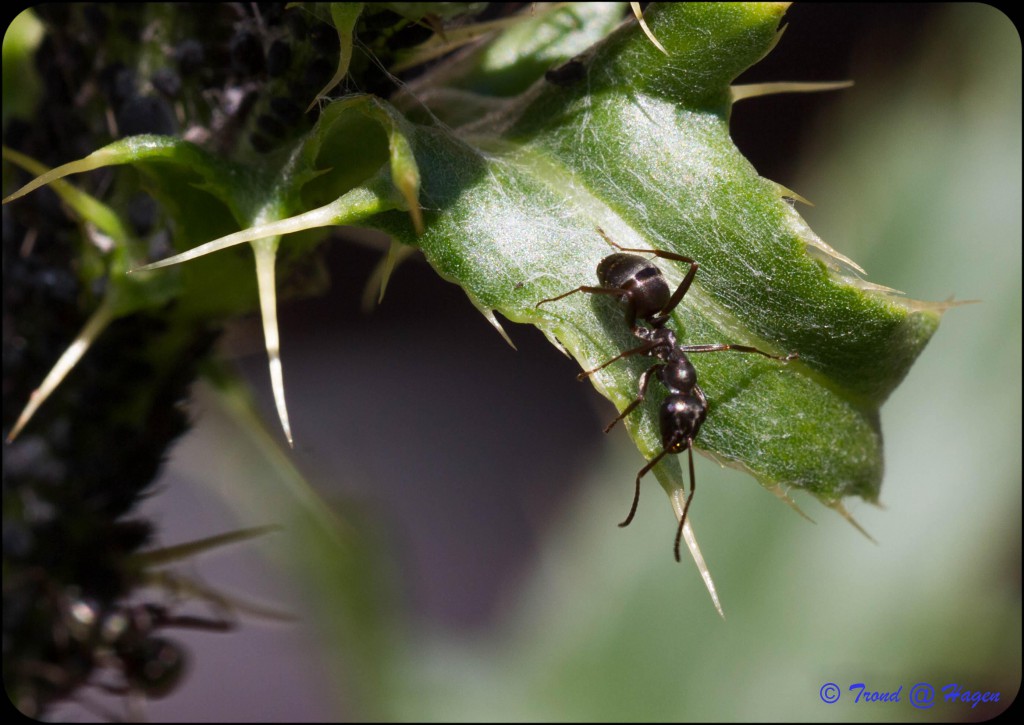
{"left": 18, "top": 587, "right": 234, "bottom": 719}
{"left": 93, "top": 601, "right": 233, "bottom": 700}
{"left": 537, "top": 229, "right": 797, "bottom": 560}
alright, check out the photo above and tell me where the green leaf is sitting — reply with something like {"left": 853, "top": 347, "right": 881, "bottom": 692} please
{"left": 360, "top": 3, "right": 940, "bottom": 513}
{"left": 1, "top": 9, "right": 43, "bottom": 124}
{"left": 4, "top": 3, "right": 940, "bottom": 544}
{"left": 399, "top": 2, "right": 627, "bottom": 96}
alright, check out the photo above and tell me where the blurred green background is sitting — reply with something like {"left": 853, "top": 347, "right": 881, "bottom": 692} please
{"left": 33, "top": 4, "right": 1019, "bottom": 721}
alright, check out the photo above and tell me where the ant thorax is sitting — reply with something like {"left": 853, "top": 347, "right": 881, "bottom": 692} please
{"left": 634, "top": 325, "right": 676, "bottom": 349}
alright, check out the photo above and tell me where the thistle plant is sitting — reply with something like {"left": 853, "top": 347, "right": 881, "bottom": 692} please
{"left": 2, "top": 3, "right": 943, "bottom": 716}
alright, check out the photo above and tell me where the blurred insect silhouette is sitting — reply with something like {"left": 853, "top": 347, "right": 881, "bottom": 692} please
{"left": 537, "top": 229, "right": 797, "bottom": 559}
{"left": 7, "top": 526, "right": 288, "bottom": 719}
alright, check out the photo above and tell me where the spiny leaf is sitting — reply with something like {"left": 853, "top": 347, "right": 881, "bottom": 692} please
{"left": 6, "top": 298, "right": 116, "bottom": 442}
{"left": 131, "top": 525, "right": 282, "bottom": 568}
{"left": 127, "top": 182, "right": 395, "bottom": 273}
{"left": 358, "top": 3, "right": 939, "bottom": 517}
{"left": 3, "top": 5, "right": 942, "bottom": 601}
{"left": 144, "top": 569, "right": 295, "bottom": 622}
{"left": 361, "top": 241, "right": 417, "bottom": 311}
{"left": 306, "top": 3, "right": 364, "bottom": 113}
{"left": 2, "top": 146, "right": 130, "bottom": 242}
{"left": 4, "top": 127, "right": 403, "bottom": 445}
{"left": 631, "top": 1, "right": 668, "bottom": 55}
{"left": 389, "top": 10, "right": 537, "bottom": 74}
{"left": 2, "top": 148, "right": 180, "bottom": 440}
{"left": 731, "top": 79, "right": 854, "bottom": 102}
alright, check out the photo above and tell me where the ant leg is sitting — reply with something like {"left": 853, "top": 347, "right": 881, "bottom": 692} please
{"left": 603, "top": 364, "right": 664, "bottom": 433}
{"left": 619, "top": 446, "right": 671, "bottom": 528}
{"left": 154, "top": 613, "right": 234, "bottom": 633}
{"left": 651, "top": 260, "right": 698, "bottom": 324}
{"left": 679, "top": 343, "right": 798, "bottom": 362}
{"left": 138, "top": 603, "right": 236, "bottom": 633}
{"left": 674, "top": 445, "right": 697, "bottom": 562}
{"left": 595, "top": 228, "right": 699, "bottom": 323}
{"left": 577, "top": 339, "right": 659, "bottom": 380}
{"left": 537, "top": 284, "right": 644, "bottom": 346}
{"left": 596, "top": 228, "right": 699, "bottom": 267}
{"left": 535, "top": 285, "right": 623, "bottom": 308}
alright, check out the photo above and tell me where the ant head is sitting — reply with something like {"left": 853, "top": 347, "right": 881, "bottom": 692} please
{"left": 660, "top": 394, "right": 706, "bottom": 449}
